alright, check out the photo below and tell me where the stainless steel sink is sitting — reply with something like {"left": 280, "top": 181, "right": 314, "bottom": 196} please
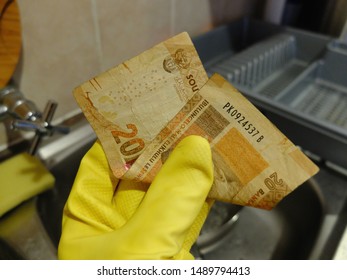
{"left": 37, "top": 122, "right": 96, "bottom": 248}
{"left": 194, "top": 179, "right": 324, "bottom": 259}
{"left": 0, "top": 116, "right": 96, "bottom": 259}
{"left": 0, "top": 114, "right": 345, "bottom": 259}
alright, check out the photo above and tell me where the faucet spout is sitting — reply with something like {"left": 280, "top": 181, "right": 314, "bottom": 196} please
{"left": 0, "top": 86, "right": 41, "bottom": 121}
{"left": 0, "top": 86, "right": 69, "bottom": 155}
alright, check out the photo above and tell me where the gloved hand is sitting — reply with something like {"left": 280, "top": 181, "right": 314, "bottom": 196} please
{"left": 58, "top": 135, "right": 214, "bottom": 259}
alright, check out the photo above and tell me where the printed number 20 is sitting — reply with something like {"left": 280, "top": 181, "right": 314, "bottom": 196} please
{"left": 264, "top": 172, "right": 283, "bottom": 190}
{"left": 111, "top": 124, "right": 145, "bottom": 157}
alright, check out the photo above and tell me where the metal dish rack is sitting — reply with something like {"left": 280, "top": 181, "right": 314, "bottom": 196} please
{"left": 193, "top": 18, "right": 347, "bottom": 170}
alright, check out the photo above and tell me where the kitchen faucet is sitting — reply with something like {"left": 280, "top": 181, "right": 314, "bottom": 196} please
{"left": 0, "top": 86, "right": 69, "bottom": 155}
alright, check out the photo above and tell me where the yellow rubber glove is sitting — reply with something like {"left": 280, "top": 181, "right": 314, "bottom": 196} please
{"left": 58, "top": 135, "right": 214, "bottom": 259}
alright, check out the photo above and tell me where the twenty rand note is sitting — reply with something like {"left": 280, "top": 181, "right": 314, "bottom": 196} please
{"left": 74, "top": 33, "right": 319, "bottom": 209}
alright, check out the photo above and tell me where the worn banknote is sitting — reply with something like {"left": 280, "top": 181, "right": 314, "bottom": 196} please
{"left": 123, "top": 74, "right": 319, "bottom": 209}
{"left": 74, "top": 33, "right": 319, "bottom": 209}
{"left": 74, "top": 32, "right": 208, "bottom": 178}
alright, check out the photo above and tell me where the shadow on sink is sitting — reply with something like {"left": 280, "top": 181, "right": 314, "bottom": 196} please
{"left": 0, "top": 239, "right": 23, "bottom": 260}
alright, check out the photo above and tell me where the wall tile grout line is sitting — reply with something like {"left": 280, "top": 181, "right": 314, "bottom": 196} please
{"left": 90, "top": 0, "right": 103, "bottom": 72}
{"left": 170, "top": 0, "right": 175, "bottom": 36}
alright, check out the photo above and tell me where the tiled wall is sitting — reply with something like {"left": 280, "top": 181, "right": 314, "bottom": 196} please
{"left": 1, "top": 0, "right": 260, "bottom": 149}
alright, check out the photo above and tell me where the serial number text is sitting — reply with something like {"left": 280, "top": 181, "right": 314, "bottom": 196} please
{"left": 222, "top": 102, "right": 264, "bottom": 142}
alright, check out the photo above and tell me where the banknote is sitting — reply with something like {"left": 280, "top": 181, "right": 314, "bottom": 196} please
{"left": 74, "top": 32, "right": 208, "bottom": 178}
{"left": 123, "top": 74, "right": 319, "bottom": 209}
{"left": 74, "top": 33, "right": 319, "bottom": 209}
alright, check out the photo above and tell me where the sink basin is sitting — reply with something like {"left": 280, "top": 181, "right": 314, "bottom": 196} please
{"left": 0, "top": 118, "right": 330, "bottom": 259}
{"left": 37, "top": 120, "right": 326, "bottom": 259}
{"left": 0, "top": 118, "right": 95, "bottom": 259}
{"left": 194, "top": 179, "right": 325, "bottom": 259}
{"left": 37, "top": 121, "right": 96, "bottom": 248}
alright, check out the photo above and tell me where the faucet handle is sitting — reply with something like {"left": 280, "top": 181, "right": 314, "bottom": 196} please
{"left": 11, "top": 100, "right": 70, "bottom": 155}
{"left": 41, "top": 100, "right": 57, "bottom": 125}
{"left": 11, "top": 120, "right": 70, "bottom": 135}
{"left": 30, "top": 100, "right": 70, "bottom": 155}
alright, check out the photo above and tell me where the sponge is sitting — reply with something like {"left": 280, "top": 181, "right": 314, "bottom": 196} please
{"left": 0, "top": 153, "right": 55, "bottom": 217}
